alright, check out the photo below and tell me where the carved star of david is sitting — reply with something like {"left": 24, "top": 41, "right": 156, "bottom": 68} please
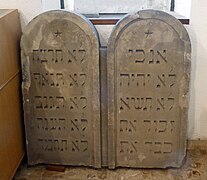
{"left": 54, "top": 30, "right": 62, "bottom": 38}
{"left": 145, "top": 29, "right": 153, "bottom": 38}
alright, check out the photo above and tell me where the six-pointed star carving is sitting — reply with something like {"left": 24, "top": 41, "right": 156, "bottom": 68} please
{"left": 145, "top": 29, "right": 153, "bottom": 38}
{"left": 54, "top": 30, "right": 62, "bottom": 38}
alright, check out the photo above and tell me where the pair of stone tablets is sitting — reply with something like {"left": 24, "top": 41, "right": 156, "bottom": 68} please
{"left": 21, "top": 10, "right": 191, "bottom": 168}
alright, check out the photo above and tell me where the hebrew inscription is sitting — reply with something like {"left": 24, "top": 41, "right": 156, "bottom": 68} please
{"left": 21, "top": 11, "right": 100, "bottom": 167}
{"left": 107, "top": 10, "right": 191, "bottom": 168}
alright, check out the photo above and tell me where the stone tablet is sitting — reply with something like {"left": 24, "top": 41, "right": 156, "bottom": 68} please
{"left": 107, "top": 10, "right": 191, "bottom": 168}
{"left": 21, "top": 10, "right": 101, "bottom": 167}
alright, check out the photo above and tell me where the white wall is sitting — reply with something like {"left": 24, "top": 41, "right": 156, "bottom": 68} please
{"left": 0, "top": 0, "right": 206, "bottom": 139}
{"left": 175, "top": 0, "right": 191, "bottom": 18}
{"left": 0, "top": 0, "right": 60, "bottom": 29}
{"left": 66, "top": 0, "right": 74, "bottom": 11}
{"left": 42, "top": 0, "right": 60, "bottom": 11}
{"left": 187, "top": 0, "right": 207, "bottom": 139}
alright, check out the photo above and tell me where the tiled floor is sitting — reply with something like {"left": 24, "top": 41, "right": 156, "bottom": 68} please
{"left": 14, "top": 141, "right": 207, "bottom": 180}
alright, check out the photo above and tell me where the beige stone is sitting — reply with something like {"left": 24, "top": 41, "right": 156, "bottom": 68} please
{"left": 21, "top": 10, "right": 101, "bottom": 167}
{"left": 107, "top": 10, "right": 191, "bottom": 168}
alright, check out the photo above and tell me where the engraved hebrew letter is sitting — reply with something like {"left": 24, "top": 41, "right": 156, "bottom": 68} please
{"left": 154, "top": 142, "right": 162, "bottom": 154}
{"left": 169, "top": 74, "right": 176, "bottom": 87}
{"left": 39, "top": 49, "right": 47, "bottom": 63}
{"left": 56, "top": 73, "right": 64, "bottom": 86}
{"left": 167, "top": 97, "right": 175, "bottom": 110}
{"left": 61, "top": 140, "right": 67, "bottom": 151}
{"left": 157, "top": 50, "right": 167, "bottom": 63}
{"left": 69, "top": 74, "right": 78, "bottom": 87}
{"left": 81, "top": 140, "right": 88, "bottom": 152}
{"left": 120, "top": 74, "right": 130, "bottom": 86}
{"left": 158, "top": 120, "right": 167, "bottom": 133}
{"left": 120, "top": 97, "right": 130, "bottom": 110}
{"left": 157, "top": 98, "right": 165, "bottom": 111}
{"left": 47, "top": 49, "right": 54, "bottom": 61}
{"left": 35, "top": 96, "right": 42, "bottom": 109}
{"left": 163, "top": 142, "right": 172, "bottom": 153}
{"left": 56, "top": 96, "right": 64, "bottom": 109}
{"left": 135, "top": 49, "right": 145, "bottom": 63}
{"left": 55, "top": 50, "right": 63, "bottom": 63}
{"left": 80, "top": 73, "right": 86, "bottom": 86}
{"left": 157, "top": 74, "right": 166, "bottom": 88}
{"left": 33, "top": 50, "right": 39, "bottom": 61}
{"left": 33, "top": 73, "right": 41, "bottom": 86}
{"left": 72, "top": 140, "right": 80, "bottom": 152}
{"left": 80, "top": 97, "right": 87, "bottom": 109}
{"left": 78, "top": 49, "right": 86, "bottom": 63}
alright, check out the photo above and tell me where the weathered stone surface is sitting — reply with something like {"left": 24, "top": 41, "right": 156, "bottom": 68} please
{"left": 21, "top": 10, "right": 101, "bottom": 167}
{"left": 107, "top": 10, "right": 191, "bottom": 168}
